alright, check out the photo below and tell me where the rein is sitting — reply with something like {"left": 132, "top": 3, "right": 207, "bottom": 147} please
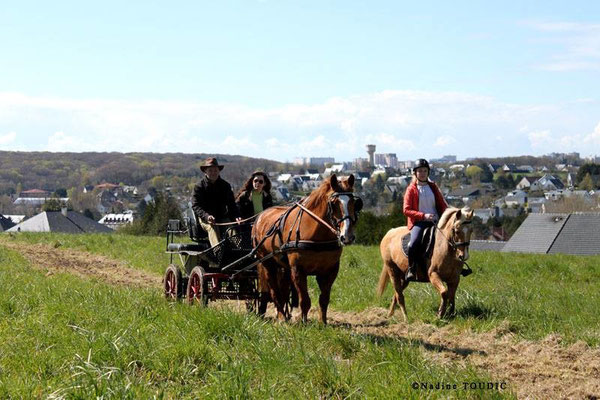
{"left": 295, "top": 202, "right": 339, "bottom": 236}
{"left": 211, "top": 214, "right": 258, "bottom": 226}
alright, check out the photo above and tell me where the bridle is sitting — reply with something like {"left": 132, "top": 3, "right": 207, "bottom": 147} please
{"left": 449, "top": 220, "right": 472, "bottom": 249}
{"left": 436, "top": 219, "right": 472, "bottom": 251}
{"left": 326, "top": 192, "right": 363, "bottom": 230}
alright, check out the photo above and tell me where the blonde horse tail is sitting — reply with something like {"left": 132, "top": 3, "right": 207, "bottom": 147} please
{"left": 376, "top": 263, "right": 390, "bottom": 298}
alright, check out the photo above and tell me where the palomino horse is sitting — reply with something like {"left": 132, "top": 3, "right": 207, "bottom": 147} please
{"left": 377, "top": 207, "right": 473, "bottom": 319}
{"left": 252, "top": 174, "right": 362, "bottom": 324}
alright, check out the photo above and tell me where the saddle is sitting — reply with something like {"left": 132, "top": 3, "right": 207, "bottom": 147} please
{"left": 401, "top": 225, "right": 436, "bottom": 280}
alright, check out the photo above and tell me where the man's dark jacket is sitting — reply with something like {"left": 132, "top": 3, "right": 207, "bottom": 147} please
{"left": 192, "top": 176, "right": 240, "bottom": 223}
{"left": 236, "top": 190, "right": 274, "bottom": 219}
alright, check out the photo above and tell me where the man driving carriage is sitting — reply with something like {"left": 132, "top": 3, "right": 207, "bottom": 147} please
{"left": 192, "top": 157, "right": 241, "bottom": 246}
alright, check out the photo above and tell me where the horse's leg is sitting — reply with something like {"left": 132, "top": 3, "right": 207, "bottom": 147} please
{"left": 277, "top": 267, "right": 293, "bottom": 320}
{"left": 257, "top": 264, "right": 269, "bottom": 316}
{"left": 429, "top": 271, "right": 449, "bottom": 318}
{"left": 388, "top": 264, "right": 409, "bottom": 321}
{"left": 315, "top": 262, "right": 340, "bottom": 325}
{"left": 263, "top": 261, "right": 286, "bottom": 321}
{"left": 290, "top": 265, "right": 311, "bottom": 323}
{"left": 446, "top": 278, "right": 459, "bottom": 316}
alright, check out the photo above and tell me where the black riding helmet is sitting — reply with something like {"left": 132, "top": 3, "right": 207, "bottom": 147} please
{"left": 412, "top": 158, "right": 430, "bottom": 172}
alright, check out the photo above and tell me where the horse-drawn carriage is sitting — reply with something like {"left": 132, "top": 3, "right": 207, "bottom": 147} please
{"left": 162, "top": 174, "right": 363, "bottom": 324}
{"left": 163, "top": 214, "right": 262, "bottom": 310}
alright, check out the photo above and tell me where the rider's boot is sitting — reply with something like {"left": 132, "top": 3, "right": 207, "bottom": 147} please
{"left": 405, "top": 254, "right": 417, "bottom": 282}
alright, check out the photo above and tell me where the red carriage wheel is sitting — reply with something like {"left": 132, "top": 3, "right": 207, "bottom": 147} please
{"left": 163, "top": 264, "right": 182, "bottom": 300}
{"left": 186, "top": 266, "right": 209, "bottom": 306}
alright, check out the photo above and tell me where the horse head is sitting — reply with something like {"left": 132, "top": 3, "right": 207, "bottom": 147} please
{"left": 438, "top": 206, "right": 474, "bottom": 261}
{"left": 328, "top": 174, "right": 363, "bottom": 245}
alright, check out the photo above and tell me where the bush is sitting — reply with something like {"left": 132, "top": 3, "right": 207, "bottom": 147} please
{"left": 354, "top": 203, "right": 406, "bottom": 245}
{"left": 120, "top": 192, "right": 181, "bottom": 235}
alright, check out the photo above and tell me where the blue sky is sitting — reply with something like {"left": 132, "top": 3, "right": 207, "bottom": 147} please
{"left": 1, "top": 1, "right": 600, "bottom": 162}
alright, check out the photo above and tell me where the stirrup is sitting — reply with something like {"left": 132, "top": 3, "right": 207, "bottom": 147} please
{"left": 405, "top": 268, "right": 416, "bottom": 281}
{"left": 460, "top": 267, "right": 472, "bottom": 277}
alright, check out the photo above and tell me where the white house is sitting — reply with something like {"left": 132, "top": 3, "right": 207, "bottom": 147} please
{"left": 505, "top": 190, "right": 528, "bottom": 207}
{"left": 527, "top": 197, "right": 547, "bottom": 213}
{"left": 276, "top": 174, "right": 293, "bottom": 184}
{"left": 323, "top": 164, "right": 345, "bottom": 176}
{"left": 516, "top": 176, "right": 538, "bottom": 190}
{"left": 531, "top": 174, "right": 565, "bottom": 191}
{"left": 386, "top": 176, "right": 411, "bottom": 188}
{"left": 99, "top": 212, "right": 134, "bottom": 230}
{"left": 518, "top": 165, "right": 535, "bottom": 173}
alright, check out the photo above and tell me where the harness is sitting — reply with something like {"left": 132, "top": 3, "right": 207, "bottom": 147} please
{"left": 222, "top": 192, "right": 361, "bottom": 277}
{"left": 274, "top": 192, "right": 361, "bottom": 252}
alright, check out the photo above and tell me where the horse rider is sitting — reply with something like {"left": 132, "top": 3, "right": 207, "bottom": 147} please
{"left": 192, "top": 157, "right": 241, "bottom": 246}
{"left": 235, "top": 171, "right": 274, "bottom": 220}
{"left": 403, "top": 158, "right": 448, "bottom": 281}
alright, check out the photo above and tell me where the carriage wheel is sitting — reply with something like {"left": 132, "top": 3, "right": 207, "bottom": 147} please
{"left": 186, "top": 266, "right": 209, "bottom": 306}
{"left": 163, "top": 264, "right": 182, "bottom": 300}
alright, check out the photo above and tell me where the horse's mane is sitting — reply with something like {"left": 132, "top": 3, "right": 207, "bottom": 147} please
{"left": 303, "top": 180, "right": 333, "bottom": 210}
{"left": 437, "top": 207, "right": 459, "bottom": 229}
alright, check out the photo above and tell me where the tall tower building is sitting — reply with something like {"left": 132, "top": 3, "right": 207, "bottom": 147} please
{"left": 366, "top": 144, "right": 376, "bottom": 167}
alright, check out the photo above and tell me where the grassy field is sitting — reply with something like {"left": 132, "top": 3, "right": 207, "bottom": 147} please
{"left": 0, "top": 237, "right": 506, "bottom": 399}
{"left": 1, "top": 232, "right": 599, "bottom": 398}
{"left": 7, "top": 232, "right": 600, "bottom": 344}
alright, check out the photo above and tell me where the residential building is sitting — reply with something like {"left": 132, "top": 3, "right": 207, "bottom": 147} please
{"left": 374, "top": 153, "right": 398, "bottom": 168}
{"left": 99, "top": 212, "right": 134, "bottom": 230}
{"left": 7, "top": 210, "right": 113, "bottom": 233}
{"left": 293, "top": 157, "right": 335, "bottom": 166}
{"left": 502, "top": 213, "right": 600, "bottom": 255}
{"left": 323, "top": 164, "right": 346, "bottom": 176}
{"left": 447, "top": 187, "right": 481, "bottom": 205}
{"left": 505, "top": 190, "right": 528, "bottom": 207}
{"left": 530, "top": 174, "right": 565, "bottom": 191}
{"left": 0, "top": 214, "right": 16, "bottom": 232}
{"left": 516, "top": 176, "right": 539, "bottom": 190}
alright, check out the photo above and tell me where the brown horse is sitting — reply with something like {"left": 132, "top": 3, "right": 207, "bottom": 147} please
{"left": 377, "top": 207, "right": 474, "bottom": 319}
{"left": 252, "top": 174, "right": 362, "bottom": 324}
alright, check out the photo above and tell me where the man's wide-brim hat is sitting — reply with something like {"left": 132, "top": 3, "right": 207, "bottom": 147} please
{"left": 200, "top": 157, "right": 224, "bottom": 172}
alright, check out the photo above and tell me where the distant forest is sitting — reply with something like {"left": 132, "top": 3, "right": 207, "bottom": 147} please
{"left": 0, "top": 151, "right": 287, "bottom": 195}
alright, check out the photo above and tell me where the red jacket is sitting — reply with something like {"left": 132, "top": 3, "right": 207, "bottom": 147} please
{"left": 403, "top": 181, "right": 448, "bottom": 230}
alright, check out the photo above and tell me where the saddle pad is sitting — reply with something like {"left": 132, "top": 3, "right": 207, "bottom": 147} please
{"left": 401, "top": 226, "right": 436, "bottom": 258}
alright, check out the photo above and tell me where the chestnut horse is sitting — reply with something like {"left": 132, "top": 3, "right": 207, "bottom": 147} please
{"left": 377, "top": 207, "right": 474, "bottom": 319}
{"left": 252, "top": 174, "right": 362, "bottom": 324}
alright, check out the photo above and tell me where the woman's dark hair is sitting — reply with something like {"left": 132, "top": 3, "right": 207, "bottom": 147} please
{"left": 236, "top": 171, "right": 272, "bottom": 200}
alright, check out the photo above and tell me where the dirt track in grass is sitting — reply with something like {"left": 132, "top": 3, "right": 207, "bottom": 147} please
{"left": 2, "top": 238, "right": 599, "bottom": 399}
{"left": 0, "top": 238, "right": 161, "bottom": 289}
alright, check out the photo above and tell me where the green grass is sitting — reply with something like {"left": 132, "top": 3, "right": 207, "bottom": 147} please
{"left": 2, "top": 232, "right": 166, "bottom": 275}
{"left": 0, "top": 244, "right": 510, "bottom": 399}
{"left": 5, "top": 233, "right": 600, "bottom": 345}
{"left": 337, "top": 246, "right": 600, "bottom": 345}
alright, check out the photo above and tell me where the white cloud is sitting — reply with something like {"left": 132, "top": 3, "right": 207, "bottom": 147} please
{"left": 527, "top": 126, "right": 598, "bottom": 154}
{"left": 434, "top": 135, "right": 456, "bottom": 147}
{"left": 0, "top": 131, "right": 16, "bottom": 145}
{"left": 527, "top": 21, "right": 600, "bottom": 71}
{"left": 2, "top": 90, "right": 600, "bottom": 161}
{"left": 584, "top": 122, "right": 600, "bottom": 145}
{"left": 46, "top": 131, "right": 92, "bottom": 152}
{"left": 528, "top": 130, "right": 551, "bottom": 148}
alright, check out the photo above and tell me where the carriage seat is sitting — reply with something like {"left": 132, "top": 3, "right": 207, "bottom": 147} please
{"left": 185, "top": 209, "right": 209, "bottom": 243}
